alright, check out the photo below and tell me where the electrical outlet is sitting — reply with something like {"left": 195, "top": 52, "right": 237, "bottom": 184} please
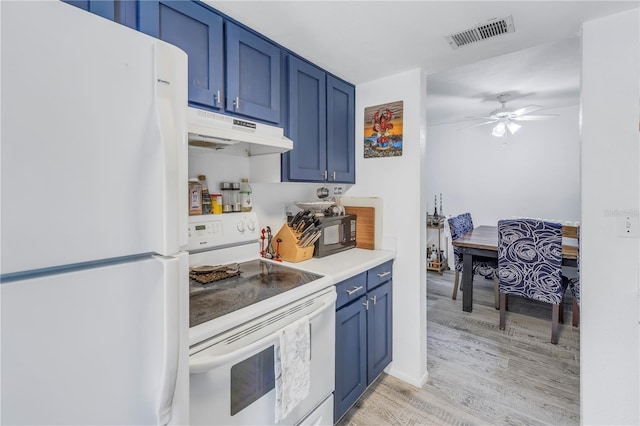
{"left": 617, "top": 215, "right": 639, "bottom": 238}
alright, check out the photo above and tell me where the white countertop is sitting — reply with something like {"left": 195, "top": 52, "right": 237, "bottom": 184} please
{"left": 279, "top": 248, "right": 396, "bottom": 283}
{"left": 189, "top": 248, "right": 396, "bottom": 347}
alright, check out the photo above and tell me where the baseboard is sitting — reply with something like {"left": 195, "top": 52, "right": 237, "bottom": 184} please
{"left": 385, "top": 365, "right": 429, "bottom": 388}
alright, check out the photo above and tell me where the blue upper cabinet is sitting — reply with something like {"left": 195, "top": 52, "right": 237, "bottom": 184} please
{"left": 63, "top": 1, "right": 115, "bottom": 21}
{"left": 284, "top": 56, "right": 355, "bottom": 183}
{"left": 327, "top": 76, "right": 355, "bottom": 183}
{"left": 63, "top": 1, "right": 137, "bottom": 29}
{"left": 139, "top": 1, "right": 224, "bottom": 110}
{"left": 285, "top": 56, "right": 327, "bottom": 182}
{"left": 225, "top": 22, "right": 281, "bottom": 124}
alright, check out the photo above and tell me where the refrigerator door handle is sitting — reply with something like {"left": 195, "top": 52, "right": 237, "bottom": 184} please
{"left": 152, "top": 42, "right": 189, "bottom": 255}
{"left": 156, "top": 254, "right": 183, "bottom": 425}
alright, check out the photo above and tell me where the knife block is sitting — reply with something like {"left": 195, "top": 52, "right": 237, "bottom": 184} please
{"left": 274, "top": 224, "right": 315, "bottom": 263}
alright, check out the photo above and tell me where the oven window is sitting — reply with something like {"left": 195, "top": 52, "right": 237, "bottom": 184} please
{"left": 230, "top": 346, "right": 275, "bottom": 416}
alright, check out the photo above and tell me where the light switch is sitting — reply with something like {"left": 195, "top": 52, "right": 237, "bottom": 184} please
{"left": 617, "top": 215, "right": 639, "bottom": 238}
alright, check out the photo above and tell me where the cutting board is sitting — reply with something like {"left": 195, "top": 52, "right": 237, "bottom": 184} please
{"left": 345, "top": 206, "right": 375, "bottom": 250}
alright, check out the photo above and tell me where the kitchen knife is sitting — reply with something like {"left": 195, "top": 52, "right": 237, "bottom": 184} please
{"left": 289, "top": 211, "right": 303, "bottom": 228}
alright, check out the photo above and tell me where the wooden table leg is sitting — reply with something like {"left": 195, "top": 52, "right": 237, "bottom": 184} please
{"left": 462, "top": 251, "right": 473, "bottom": 312}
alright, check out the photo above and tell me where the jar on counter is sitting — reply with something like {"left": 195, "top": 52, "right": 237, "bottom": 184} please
{"left": 188, "top": 178, "right": 202, "bottom": 215}
{"left": 220, "top": 182, "right": 233, "bottom": 213}
{"left": 231, "top": 182, "right": 241, "bottom": 212}
{"left": 211, "top": 193, "right": 223, "bottom": 214}
{"left": 198, "top": 175, "right": 211, "bottom": 215}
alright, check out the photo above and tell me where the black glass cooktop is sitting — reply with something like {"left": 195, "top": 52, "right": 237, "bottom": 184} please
{"left": 189, "top": 259, "right": 323, "bottom": 328}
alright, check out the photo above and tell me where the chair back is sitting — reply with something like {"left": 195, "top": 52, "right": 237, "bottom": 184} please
{"left": 448, "top": 213, "right": 474, "bottom": 271}
{"left": 497, "top": 219, "right": 564, "bottom": 305}
{"left": 448, "top": 212, "right": 473, "bottom": 240}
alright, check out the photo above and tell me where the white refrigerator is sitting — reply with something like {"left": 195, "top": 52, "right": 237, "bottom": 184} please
{"left": 1, "top": 2, "right": 189, "bottom": 424}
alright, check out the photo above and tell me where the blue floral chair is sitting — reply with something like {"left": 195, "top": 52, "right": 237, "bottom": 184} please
{"left": 448, "top": 213, "right": 499, "bottom": 308}
{"left": 566, "top": 227, "right": 580, "bottom": 327}
{"left": 497, "top": 219, "right": 565, "bottom": 344}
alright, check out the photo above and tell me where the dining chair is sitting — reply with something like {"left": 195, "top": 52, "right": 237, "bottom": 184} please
{"left": 567, "top": 230, "right": 580, "bottom": 327}
{"left": 448, "top": 213, "right": 499, "bottom": 308}
{"left": 497, "top": 219, "right": 565, "bottom": 344}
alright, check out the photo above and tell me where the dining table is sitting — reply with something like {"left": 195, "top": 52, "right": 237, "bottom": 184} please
{"left": 451, "top": 225, "right": 579, "bottom": 312}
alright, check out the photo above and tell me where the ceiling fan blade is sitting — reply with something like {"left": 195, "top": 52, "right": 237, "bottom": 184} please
{"left": 512, "top": 114, "right": 558, "bottom": 121}
{"left": 463, "top": 115, "right": 497, "bottom": 121}
{"left": 463, "top": 120, "right": 497, "bottom": 129}
{"left": 511, "top": 105, "right": 543, "bottom": 116}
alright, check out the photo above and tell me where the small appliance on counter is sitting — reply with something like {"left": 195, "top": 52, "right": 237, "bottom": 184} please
{"left": 313, "top": 214, "right": 357, "bottom": 257}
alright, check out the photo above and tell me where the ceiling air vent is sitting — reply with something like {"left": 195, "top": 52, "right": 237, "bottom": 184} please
{"left": 446, "top": 15, "right": 515, "bottom": 49}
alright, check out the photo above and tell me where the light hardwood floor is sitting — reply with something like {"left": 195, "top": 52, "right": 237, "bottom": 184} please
{"left": 336, "top": 270, "right": 580, "bottom": 426}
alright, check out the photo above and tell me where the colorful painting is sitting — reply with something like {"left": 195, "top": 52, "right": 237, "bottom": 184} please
{"left": 364, "top": 100, "right": 403, "bottom": 158}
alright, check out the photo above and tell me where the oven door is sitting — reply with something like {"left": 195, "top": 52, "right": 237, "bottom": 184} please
{"left": 189, "top": 287, "right": 336, "bottom": 426}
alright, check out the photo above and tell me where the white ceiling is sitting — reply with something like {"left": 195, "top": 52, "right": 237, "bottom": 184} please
{"left": 206, "top": 1, "right": 639, "bottom": 125}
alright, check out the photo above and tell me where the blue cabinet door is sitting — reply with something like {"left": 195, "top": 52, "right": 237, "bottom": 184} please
{"left": 334, "top": 295, "right": 367, "bottom": 423}
{"left": 366, "top": 280, "right": 393, "bottom": 384}
{"left": 327, "top": 76, "right": 355, "bottom": 183}
{"left": 139, "top": 1, "right": 224, "bottom": 110}
{"left": 63, "top": 1, "right": 115, "bottom": 20}
{"left": 225, "top": 22, "right": 281, "bottom": 123}
{"left": 63, "top": 1, "right": 136, "bottom": 28}
{"left": 285, "top": 56, "right": 327, "bottom": 182}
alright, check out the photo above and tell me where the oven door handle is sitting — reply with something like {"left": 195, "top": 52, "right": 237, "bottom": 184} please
{"left": 190, "top": 291, "right": 336, "bottom": 374}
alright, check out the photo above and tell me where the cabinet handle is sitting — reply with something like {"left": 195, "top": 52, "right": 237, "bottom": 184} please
{"left": 376, "top": 271, "right": 391, "bottom": 278}
{"left": 323, "top": 170, "right": 328, "bottom": 180}
{"left": 363, "top": 299, "right": 369, "bottom": 310}
{"left": 233, "top": 97, "right": 240, "bottom": 110}
{"left": 332, "top": 171, "right": 336, "bottom": 180}
{"left": 346, "top": 285, "right": 363, "bottom": 295}
{"left": 370, "top": 295, "right": 377, "bottom": 305}
{"left": 215, "top": 90, "right": 221, "bottom": 107}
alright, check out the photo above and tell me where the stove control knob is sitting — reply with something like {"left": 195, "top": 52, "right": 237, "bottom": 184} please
{"left": 246, "top": 219, "right": 256, "bottom": 232}
{"left": 236, "top": 221, "right": 245, "bottom": 233}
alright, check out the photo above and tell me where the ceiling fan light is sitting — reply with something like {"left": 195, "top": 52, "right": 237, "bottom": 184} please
{"left": 506, "top": 121, "right": 522, "bottom": 134}
{"left": 492, "top": 122, "right": 506, "bottom": 137}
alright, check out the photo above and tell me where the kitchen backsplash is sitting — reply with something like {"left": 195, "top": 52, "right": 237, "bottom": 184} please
{"left": 188, "top": 147, "right": 351, "bottom": 230}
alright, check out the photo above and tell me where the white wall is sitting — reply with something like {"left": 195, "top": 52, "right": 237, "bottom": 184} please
{"left": 426, "top": 105, "right": 581, "bottom": 226}
{"left": 581, "top": 9, "right": 640, "bottom": 425}
{"left": 350, "top": 69, "right": 428, "bottom": 387}
{"left": 426, "top": 104, "right": 581, "bottom": 267}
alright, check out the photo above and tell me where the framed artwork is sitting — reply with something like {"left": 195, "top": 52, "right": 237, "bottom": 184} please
{"left": 364, "top": 100, "right": 403, "bottom": 158}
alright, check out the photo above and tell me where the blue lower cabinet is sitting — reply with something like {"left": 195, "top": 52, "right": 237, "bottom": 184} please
{"left": 334, "top": 295, "right": 367, "bottom": 421}
{"left": 366, "top": 281, "right": 392, "bottom": 383}
{"left": 334, "top": 262, "right": 393, "bottom": 422}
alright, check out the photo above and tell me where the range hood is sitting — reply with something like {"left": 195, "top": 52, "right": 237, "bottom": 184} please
{"left": 187, "top": 107, "right": 293, "bottom": 156}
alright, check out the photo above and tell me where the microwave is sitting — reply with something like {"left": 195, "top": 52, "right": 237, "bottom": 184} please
{"left": 314, "top": 214, "right": 357, "bottom": 258}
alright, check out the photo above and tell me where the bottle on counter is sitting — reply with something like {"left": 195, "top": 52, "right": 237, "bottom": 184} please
{"left": 220, "top": 182, "right": 233, "bottom": 213}
{"left": 231, "top": 182, "right": 241, "bottom": 212}
{"left": 211, "top": 193, "right": 223, "bottom": 214}
{"left": 198, "top": 175, "right": 212, "bottom": 215}
{"left": 188, "top": 178, "right": 202, "bottom": 215}
{"left": 239, "top": 178, "right": 252, "bottom": 212}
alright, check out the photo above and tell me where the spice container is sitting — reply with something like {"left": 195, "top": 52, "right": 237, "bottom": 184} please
{"left": 220, "top": 182, "right": 233, "bottom": 213}
{"left": 231, "top": 182, "right": 241, "bottom": 212}
{"left": 198, "top": 175, "right": 211, "bottom": 215}
{"left": 188, "top": 178, "right": 202, "bottom": 215}
{"left": 211, "top": 193, "right": 223, "bottom": 214}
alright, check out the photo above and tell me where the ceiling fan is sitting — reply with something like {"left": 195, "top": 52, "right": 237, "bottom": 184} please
{"left": 466, "top": 93, "right": 558, "bottom": 138}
